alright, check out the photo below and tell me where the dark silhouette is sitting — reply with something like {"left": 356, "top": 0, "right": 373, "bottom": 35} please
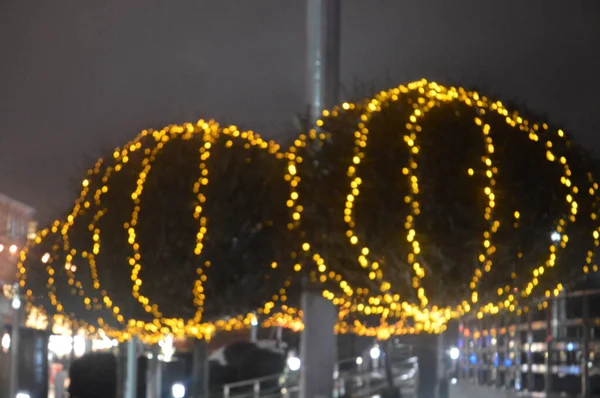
{"left": 68, "top": 352, "right": 117, "bottom": 398}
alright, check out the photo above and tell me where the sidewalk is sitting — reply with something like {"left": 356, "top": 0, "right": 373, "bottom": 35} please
{"left": 450, "top": 381, "right": 531, "bottom": 398}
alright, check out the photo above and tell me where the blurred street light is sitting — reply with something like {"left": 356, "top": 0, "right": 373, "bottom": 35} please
{"left": 287, "top": 354, "right": 301, "bottom": 371}
{"left": 369, "top": 345, "right": 381, "bottom": 360}
{"left": 171, "top": 383, "right": 185, "bottom": 398}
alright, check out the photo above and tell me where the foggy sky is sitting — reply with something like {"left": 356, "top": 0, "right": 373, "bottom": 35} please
{"left": 1, "top": 0, "right": 599, "bottom": 221}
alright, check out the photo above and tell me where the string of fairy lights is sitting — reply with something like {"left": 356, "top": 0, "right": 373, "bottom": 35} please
{"left": 17, "top": 79, "right": 600, "bottom": 342}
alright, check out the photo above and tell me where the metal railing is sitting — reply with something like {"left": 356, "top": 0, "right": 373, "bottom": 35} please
{"left": 222, "top": 349, "right": 419, "bottom": 398}
{"left": 456, "top": 288, "right": 600, "bottom": 397}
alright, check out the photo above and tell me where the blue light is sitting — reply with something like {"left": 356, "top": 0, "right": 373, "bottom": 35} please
{"left": 567, "top": 342, "right": 574, "bottom": 351}
{"left": 493, "top": 354, "right": 499, "bottom": 367}
{"left": 469, "top": 354, "right": 477, "bottom": 365}
{"left": 505, "top": 358, "right": 512, "bottom": 367}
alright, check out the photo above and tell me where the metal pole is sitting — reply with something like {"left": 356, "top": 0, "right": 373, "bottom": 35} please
{"left": 582, "top": 294, "right": 590, "bottom": 398}
{"left": 116, "top": 343, "right": 124, "bottom": 398}
{"left": 466, "top": 320, "right": 473, "bottom": 382}
{"left": 458, "top": 321, "right": 466, "bottom": 380}
{"left": 306, "top": 0, "right": 341, "bottom": 127}
{"left": 545, "top": 300, "right": 554, "bottom": 396}
{"left": 491, "top": 320, "right": 499, "bottom": 388}
{"left": 69, "top": 326, "right": 77, "bottom": 366}
{"left": 299, "top": 281, "right": 337, "bottom": 398}
{"left": 250, "top": 324, "right": 258, "bottom": 343}
{"left": 504, "top": 315, "right": 512, "bottom": 389}
{"left": 437, "top": 331, "right": 448, "bottom": 398}
{"left": 276, "top": 326, "right": 283, "bottom": 347}
{"left": 191, "top": 339, "right": 209, "bottom": 398}
{"left": 146, "top": 345, "right": 161, "bottom": 398}
{"left": 477, "top": 318, "right": 484, "bottom": 385}
{"left": 0, "top": 312, "right": 5, "bottom": 398}
{"left": 526, "top": 310, "right": 534, "bottom": 393}
{"left": 125, "top": 336, "right": 138, "bottom": 398}
{"left": 8, "top": 290, "right": 22, "bottom": 398}
{"left": 514, "top": 313, "right": 522, "bottom": 391}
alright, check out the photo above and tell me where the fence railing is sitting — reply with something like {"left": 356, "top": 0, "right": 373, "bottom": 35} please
{"left": 456, "top": 288, "right": 600, "bottom": 397}
{"left": 222, "top": 347, "right": 419, "bottom": 398}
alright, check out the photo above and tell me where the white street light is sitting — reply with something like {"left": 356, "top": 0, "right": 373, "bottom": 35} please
{"left": 551, "top": 231, "right": 561, "bottom": 242}
{"left": 0, "top": 244, "right": 4, "bottom": 252}
{"left": 11, "top": 297, "right": 21, "bottom": 310}
{"left": 9, "top": 245, "right": 17, "bottom": 254}
{"left": 449, "top": 347, "right": 460, "bottom": 360}
{"left": 41, "top": 253, "right": 50, "bottom": 264}
{"left": 1, "top": 333, "right": 10, "bottom": 351}
{"left": 16, "top": 392, "right": 31, "bottom": 398}
{"left": 287, "top": 355, "right": 301, "bottom": 371}
{"left": 369, "top": 345, "right": 381, "bottom": 360}
{"left": 171, "top": 383, "right": 186, "bottom": 398}
{"left": 355, "top": 356, "right": 363, "bottom": 365}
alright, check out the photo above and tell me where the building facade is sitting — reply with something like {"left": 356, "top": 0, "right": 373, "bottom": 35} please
{"left": 0, "top": 193, "right": 35, "bottom": 288}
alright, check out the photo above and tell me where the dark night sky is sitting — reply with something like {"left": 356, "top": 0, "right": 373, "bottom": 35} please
{"left": 1, "top": 0, "right": 599, "bottom": 221}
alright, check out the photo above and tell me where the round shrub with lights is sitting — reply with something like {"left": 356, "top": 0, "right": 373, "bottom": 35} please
{"left": 18, "top": 80, "right": 600, "bottom": 341}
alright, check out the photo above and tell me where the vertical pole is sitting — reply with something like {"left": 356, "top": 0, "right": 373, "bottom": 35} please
{"left": 582, "top": 294, "right": 590, "bottom": 398}
{"left": 560, "top": 295, "right": 567, "bottom": 338}
{"left": 0, "top": 313, "right": 5, "bottom": 348}
{"left": 0, "top": 313, "right": 6, "bottom": 398}
{"left": 299, "top": 283, "right": 337, "bottom": 398}
{"left": 526, "top": 310, "right": 534, "bottom": 393}
{"left": 116, "top": 343, "right": 125, "bottom": 398}
{"left": 514, "top": 313, "right": 522, "bottom": 391}
{"left": 303, "top": 8, "right": 341, "bottom": 393}
{"left": 491, "top": 321, "right": 499, "bottom": 388}
{"left": 8, "top": 293, "right": 22, "bottom": 398}
{"left": 478, "top": 318, "right": 485, "bottom": 385}
{"left": 0, "top": 311, "right": 5, "bottom": 368}
{"left": 191, "top": 339, "right": 209, "bottom": 398}
{"left": 250, "top": 313, "right": 258, "bottom": 343}
{"left": 276, "top": 326, "right": 283, "bottom": 346}
{"left": 459, "top": 321, "right": 466, "bottom": 380}
{"left": 468, "top": 320, "right": 474, "bottom": 382}
{"left": 146, "top": 345, "right": 162, "bottom": 398}
{"left": 504, "top": 315, "right": 512, "bottom": 389}
{"left": 125, "top": 336, "right": 138, "bottom": 398}
{"left": 253, "top": 381, "right": 260, "bottom": 398}
{"left": 306, "top": 0, "right": 341, "bottom": 127}
{"left": 156, "top": 355, "right": 163, "bottom": 398}
{"left": 466, "top": 319, "right": 473, "bottom": 383}
{"left": 437, "top": 331, "right": 449, "bottom": 398}
{"left": 475, "top": 320, "right": 481, "bottom": 385}
{"left": 545, "top": 300, "right": 554, "bottom": 396}
{"left": 84, "top": 336, "right": 93, "bottom": 354}
{"left": 69, "top": 327, "right": 77, "bottom": 367}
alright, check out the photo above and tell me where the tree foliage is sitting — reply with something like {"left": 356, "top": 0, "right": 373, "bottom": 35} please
{"left": 22, "top": 123, "right": 294, "bottom": 328}
{"left": 19, "top": 80, "right": 600, "bottom": 335}
{"left": 293, "top": 82, "right": 598, "bottom": 312}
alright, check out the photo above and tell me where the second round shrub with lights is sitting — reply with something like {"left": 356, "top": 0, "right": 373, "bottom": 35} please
{"left": 18, "top": 80, "right": 600, "bottom": 340}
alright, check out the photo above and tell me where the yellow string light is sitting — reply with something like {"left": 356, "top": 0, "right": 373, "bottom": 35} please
{"left": 17, "top": 80, "right": 599, "bottom": 341}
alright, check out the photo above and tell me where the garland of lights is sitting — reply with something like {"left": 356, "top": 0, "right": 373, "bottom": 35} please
{"left": 17, "top": 80, "right": 600, "bottom": 342}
